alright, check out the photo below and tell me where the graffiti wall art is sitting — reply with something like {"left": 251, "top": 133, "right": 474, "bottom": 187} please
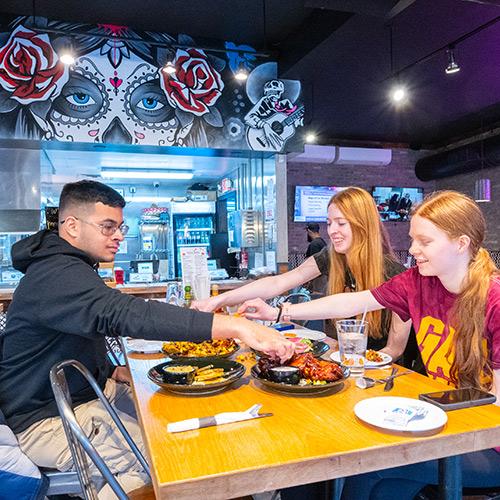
{"left": 0, "top": 17, "right": 304, "bottom": 152}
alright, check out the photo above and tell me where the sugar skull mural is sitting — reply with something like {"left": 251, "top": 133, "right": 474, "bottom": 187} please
{"left": 0, "top": 17, "right": 303, "bottom": 152}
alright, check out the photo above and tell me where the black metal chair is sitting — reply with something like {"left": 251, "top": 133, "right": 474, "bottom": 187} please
{"left": 49, "top": 359, "right": 151, "bottom": 500}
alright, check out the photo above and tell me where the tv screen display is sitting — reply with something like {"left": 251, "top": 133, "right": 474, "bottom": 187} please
{"left": 372, "top": 186, "right": 424, "bottom": 222}
{"left": 293, "top": 186, "right": 346, "bottom": 222}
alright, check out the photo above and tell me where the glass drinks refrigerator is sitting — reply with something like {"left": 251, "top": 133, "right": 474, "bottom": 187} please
{"left": 171, "top": 201, "right": 215, "bottom": 278}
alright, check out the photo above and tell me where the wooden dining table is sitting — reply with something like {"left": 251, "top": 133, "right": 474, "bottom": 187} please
{"left": 124, "top": 339, "right": 500, "bottom": 500}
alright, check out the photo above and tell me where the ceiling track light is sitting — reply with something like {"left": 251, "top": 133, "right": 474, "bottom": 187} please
{"left": 305, "top": 133, "right": 317, "bottom": 143}
{"left": 234, "top": 67, "right": 248, "bottom": 81}
{"left": 162, "top": 61, "right": 176, "bottom": 74}
{"left": 390, "top": 83, "right": 408, "bottom": 106}
{"left": 36, "top": 26, "right": 270, "bottom": 59}
{"left": 59, "top": 37, "right": 76, "bottom": 65}
{"left": 445, "top": 46, "right": 460, "bottom": 75}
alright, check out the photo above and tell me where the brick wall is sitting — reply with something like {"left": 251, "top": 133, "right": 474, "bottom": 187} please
{"left": 435, "top": 165, "right": 500, "bottom": 249}
{"left": 287, "top": 148, "right": 434, "bottom": 253}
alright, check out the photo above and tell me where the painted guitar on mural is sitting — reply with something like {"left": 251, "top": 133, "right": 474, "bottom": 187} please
{"left": 246, "top": 105, "right": 305, "bottom": 152}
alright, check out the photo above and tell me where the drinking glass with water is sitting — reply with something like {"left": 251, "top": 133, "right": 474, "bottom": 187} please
{"left": 336, "top": 319, "right": 368, "bottom": 377}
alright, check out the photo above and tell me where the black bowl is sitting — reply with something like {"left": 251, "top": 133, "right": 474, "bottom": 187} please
{"left": 251, "top": 362, "right": 349, "bottom": 394}
{"left": 148, "top": 359, "right": 245, "bottom": 395}
{"left": 268, "top": 366, "right": 301, "bottom": 385}
{"left": 161, "top": 364, "right": 196, "bottom": 384}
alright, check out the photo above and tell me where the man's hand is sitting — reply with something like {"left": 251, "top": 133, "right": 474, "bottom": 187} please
{"left": 238, "top": 297, "right": 278, "bottom": 321}
{"left": 111, "top": 366, "right": 131, "bottom": 385}
{"left": 235, "top": 319, "right": 295, "bottom": 363}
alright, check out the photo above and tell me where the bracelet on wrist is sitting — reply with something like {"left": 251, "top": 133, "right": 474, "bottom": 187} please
{"left": 274, "top": 304, "right": 283, "bottom": 323}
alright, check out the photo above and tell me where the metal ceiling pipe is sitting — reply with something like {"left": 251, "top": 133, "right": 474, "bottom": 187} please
{"left": 415, "top": 133, "right": 500, "bottom": 181}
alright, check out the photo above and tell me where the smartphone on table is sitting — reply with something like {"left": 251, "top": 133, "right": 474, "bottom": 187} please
{"left": 419, "top": 387, "right": 496, "bottom": 411}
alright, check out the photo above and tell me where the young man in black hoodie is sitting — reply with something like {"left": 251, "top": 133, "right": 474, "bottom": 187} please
{"left": 0, "top": 180, "right": 294, "bottom": 497}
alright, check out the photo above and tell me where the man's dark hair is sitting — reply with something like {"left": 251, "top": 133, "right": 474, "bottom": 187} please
{"left": 306, "top": 222, "right": 320, "bottom": 233}
{"left": 59, "top": 180, "right": 125, "bottom": 216}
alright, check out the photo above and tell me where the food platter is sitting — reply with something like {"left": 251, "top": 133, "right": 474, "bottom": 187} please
{"left": 330, "top": 350, "right": 392, "bottom": 368}
{"left": 161, "top": 339, "right": 239, "bottom": 360}
{"left": 251, "top": 355, "right": 349, "bottom": 395}
{"left": 253, "top": 339, "right": 329, "bottom": 359}
{"left": 148, "top": 359, "right": 245, "bottom": 395}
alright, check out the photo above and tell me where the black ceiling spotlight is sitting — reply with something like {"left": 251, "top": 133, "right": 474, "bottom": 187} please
{"left": 445, "top": 46, "right": 460, "bottom": 75}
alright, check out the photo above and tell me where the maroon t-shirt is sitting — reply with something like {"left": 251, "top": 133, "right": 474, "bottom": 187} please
{"left": 371, "top": 266, "right": 500, "bottom": 386}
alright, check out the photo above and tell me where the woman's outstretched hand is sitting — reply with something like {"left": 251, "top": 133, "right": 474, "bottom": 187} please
{"left": 237, "top": 297, "right": 279, "bottom": 321}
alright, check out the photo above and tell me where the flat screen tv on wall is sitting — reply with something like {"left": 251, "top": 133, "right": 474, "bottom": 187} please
{"left": 293, "top": 186, "right": 346, "bottom": 222}
{"left": 372, "top": 186, "right": 424, "bottom": 222}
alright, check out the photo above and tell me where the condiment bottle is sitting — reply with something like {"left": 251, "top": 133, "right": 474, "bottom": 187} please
{"left": 184, "top": 284, "right": 193, "bottom": 308}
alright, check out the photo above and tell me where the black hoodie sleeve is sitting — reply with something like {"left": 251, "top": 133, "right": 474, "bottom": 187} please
{"left": 33, "top": 255, "right": 213, "bottom": 342}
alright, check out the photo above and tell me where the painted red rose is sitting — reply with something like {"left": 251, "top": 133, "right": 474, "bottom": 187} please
{"left": 160, "top": 48, "right": 224, "bottom": 116}
{"left": 0, "top": 25, "right": 68, "bottom": 104}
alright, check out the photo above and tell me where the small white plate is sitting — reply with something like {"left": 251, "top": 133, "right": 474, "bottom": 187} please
{"left": 284, "top": 328, "right": 327, "bottom": 341}
{"left": 127, "top": 339, "right": 164, "bottom": 354}
{"left": 329, "top": 350, "right": 392, "bottom": 368}
{"left": 354, "top": 396, "right": 448, "bottom": 433}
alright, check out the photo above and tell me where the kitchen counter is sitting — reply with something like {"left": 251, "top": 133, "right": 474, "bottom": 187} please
{"left": 117, "top": 279, "right": 249, "bottom": 295}
{"left": 0, "top": 279, "right": 251, "bottom": 310}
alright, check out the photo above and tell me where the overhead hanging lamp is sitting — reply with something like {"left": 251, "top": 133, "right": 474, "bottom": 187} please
{"left": 445, "top": 46, "right": 460, "bottom": 75}
{"left": 474, "top": 131, "right": 491, "bottom": 203}
{"left": 474, "top": 178, "right": 491, "bottom": 203}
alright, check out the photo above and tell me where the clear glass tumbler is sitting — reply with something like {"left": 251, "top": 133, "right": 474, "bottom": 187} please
{"left": 336, "top": 319, "right": 368, "bottom": 377}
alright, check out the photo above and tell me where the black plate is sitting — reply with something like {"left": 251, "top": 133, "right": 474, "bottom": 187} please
{"left": 161, "top": 342, "right": 240, "bottom": 360}
{"left": 148, "top": 359, "right": 245, "bottom": 395}
{"left": 251, "top": 363, "right": 349, "bottom": 394}
{"left": 253, "top": 340, "right": 329, "bottom": 359}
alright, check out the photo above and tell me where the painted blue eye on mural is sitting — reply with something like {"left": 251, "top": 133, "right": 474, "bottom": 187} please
{"left": 127, "top": 80, "right": 175, "bottom": 125}
{"left": 0, "top": 16, "right": 304, "bottom": 152}
{"left": 138, "top": 97, "right": 164, "bottom": 110}
{"left": 51, "top": 70, "right": 106, "bottom": 122}
{"left": 68, "top": 93, "right": 93, "bottom": 106}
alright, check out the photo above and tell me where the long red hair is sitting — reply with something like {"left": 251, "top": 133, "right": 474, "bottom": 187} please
{"left": 327, "top": 187, "right": 394, "bottom": 339}
{"left": 415, "top": 190, "right": 499, "bottom": 389}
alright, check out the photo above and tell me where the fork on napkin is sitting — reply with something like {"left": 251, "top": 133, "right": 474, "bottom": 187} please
{"left": 167, "top": 404, "right": 273, "bottom": 433}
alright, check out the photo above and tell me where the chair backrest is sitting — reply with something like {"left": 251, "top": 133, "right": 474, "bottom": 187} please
{"left": 105, "top": 336, "right": 125, "bottom": 366}
{"left": 0, "top": 311, "right": 6, "bottom": 357}
{"left": 0, "top": 312, "right": 6, "bottom": 333}
{"left": 49, "top": 359, "right": 150, "bottom": 500}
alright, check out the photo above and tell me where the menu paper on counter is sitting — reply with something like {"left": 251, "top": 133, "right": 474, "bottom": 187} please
{"left": 265, "top": 251, "right": 276, "bottom": 273}
{"left": 180, "top": 247, "right": 210, "bottom": 300}
{"left": 254, "top": 252, "right": 264, "bottom": 269}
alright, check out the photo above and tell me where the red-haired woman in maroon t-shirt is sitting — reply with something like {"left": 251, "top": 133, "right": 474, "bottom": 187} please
{"left": 240, "top": 190, "right": 500, "bottom": 499}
